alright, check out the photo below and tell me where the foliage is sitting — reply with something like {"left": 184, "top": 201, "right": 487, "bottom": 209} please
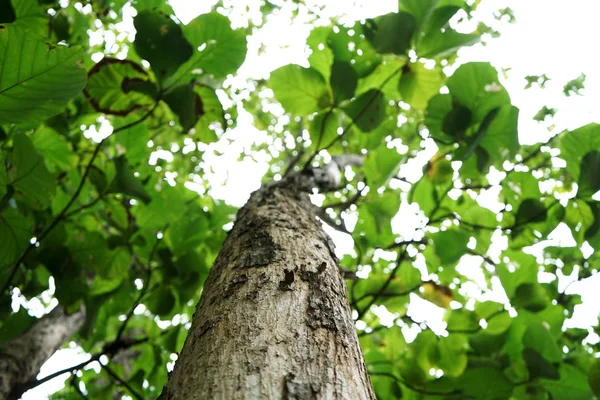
{"left": 0, "top": 0, "right": 598, "bottom": 399}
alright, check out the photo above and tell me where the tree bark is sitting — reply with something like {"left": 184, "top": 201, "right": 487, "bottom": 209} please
{"left": 0, "top": 305, "right": 85, "bottom": 399}
{"left": 161, "top": 177, "right": 375, "bottom": 399}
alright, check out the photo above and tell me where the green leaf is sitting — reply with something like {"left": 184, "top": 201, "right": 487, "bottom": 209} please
{"left": 0, "top": 208, "right": 33, "bottom": 267}
{"left": 496, "top": 251, "right": 538, "bottom": 298}
{"left": 193, "top": 85, "right": 225, "bottom": 143}
{"left": 133, "top": 11, "right": 193, "bottom": 83}
{"left": 8, "top": 133, "right": 56, "bottom": 209}
{"left": 425, "top": 93, "right": 453, "bottom": 142}
{"left": 326, "top": 23, "right": 382, "bottom": 77}
{"left": 432, "top": 229, "right": 469, "bottom": 265}
{"left": 457, "top": 367, "right": 514, "bottom": 399}
{"left": 533, "top": 105, "right": 557, "bottom": 122}
{"left": 364, "top": 12, "right": 416, "bottom": 55}
{"left": 0, "top": 23, "right": 87, "bottom": 124}
{"left": 446, "top": 62, "right": 511, "bottom": 121}
{"left": 523, "top": 348, "right": 560, "bottom": 380}
{"left": 560, "top": 124, "right": 600, "bottom": 183}
{"left": 107, "top": 156, "right": 151, "bottom": 204}
{"left": 309, "top": 109, "right": 342, "bottom": 149}
{"left": 501, "top": 171, "right": 541, "bottom": 208}
{"left": 479, "top": 105, "right": 520, "bottom": 162}
{"left": 577, "top": 151, "right": 600, "bottom": 199}
{"left": 307, "top": 27, "right": 333, "bottom": 81}
{"left": 486, "top": 311, "right": 512, "bottom": 334}
{"left": 446, "top": 308, "right": 479, "bottom": 332}
{"left": 341, "top": 89, "right": 386, "bottom": 132}
{"left": 31, "top": 127, "right": 78, "bottom": 172}
{"left": 163, "top": 82, "right": 203, "bottom": 132}
{"left": 165, "top": 212, "right": 209, "bottom": 256}
{"left": 355, "top": 191, "right": 400, "bottom": 247}
{"left": 541, "top": 364, "right": 594, "bottom": 400}
{"left": 398, "top": 62, "right": 443, "bottom": 110}
{"left": 515, "top": 198, "right": 548, "bottom": 226}
{"left": 564, "top": 199, "right": 594, "bottom": 245}
{"left": 523, "top": 321, "right": 562, "bottom": 363}
{"left": 419, "top": 29, "right": 480, "bottom": 58}
{"left": 165, "top": 12, "right": 247, "bottom": 88}
{"left": 399, "top": 0, "right": 440, "bottom": 28}
{"left": 83, "top": 58, "right": 156, "bottom": 116}
{"left": 363, "top": 145, "right": 403, "bottom": 188}
{"left": 589, "top": 358, "right": 600, "bottom": 398}
{"left": 563, "top": 73, "right": 586, "bottom": 96}
{"left": 145, "top": 286, "right": 176, "bottom": 317}
{"left": 438, "top": 335, "right": 468, "bottom": 377}
{"left": 330, "top": 60, "right": 357, "bottom": 104}
{"left": 269, "top": 64, "right": 330, "bottom": 116}
{"left": 513, "top": 283, "right": 549, "bottom": 312}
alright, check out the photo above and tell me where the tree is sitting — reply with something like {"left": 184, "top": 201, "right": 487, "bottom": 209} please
{"left": 0, "top": 0, "right": 599, "bottom": 399}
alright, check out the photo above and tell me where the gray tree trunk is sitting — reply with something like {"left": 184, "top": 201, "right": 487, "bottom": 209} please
{"left": 161, "top": 177, "right": 375, "bottom": 399}
{"left": 0, "top": 305, "right": 85, "bottom": 399}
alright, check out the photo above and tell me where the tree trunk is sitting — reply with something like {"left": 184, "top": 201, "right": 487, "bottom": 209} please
{"left": 161, "top": 177, "right": 375, "bottom": 399}
{"left": 0, "top": 305, "right": 85, "bottom": 399}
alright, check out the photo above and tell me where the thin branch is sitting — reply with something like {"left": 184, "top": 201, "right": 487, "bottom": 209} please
{"left": 322, "top": 187, "right": 364, "bottom": 211}
{"left": 283, "top": 149, "right": 305, "bottom": 177}
{"left": 15, "top": 354, "right": 102, "bottom": 395}
{"left": 64, "top": 194, "right": 105, "bottom": 218}
{"left": 70, "top": 376, "right": 88, "bottom": 399}
{"left": 352, "top": 283, "right": 422, "bottom": 305}
{"left": 102, "top": 364, "right": 143, "bottom": 400}
{"left": 116, "top": 225, "right": 165, "bottom": 341}
{"left": 466, "top": 249, "right": 497, "bottom": 266}
{"left": 1, "top": 104, "right": 158, "bottom": 296}
{"left": 355, "top": 247, "right": 409, "bottom": 321}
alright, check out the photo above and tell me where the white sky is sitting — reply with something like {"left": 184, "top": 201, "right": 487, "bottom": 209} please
{"left": 26, "top": 0, "right": 600, "bottom": 398}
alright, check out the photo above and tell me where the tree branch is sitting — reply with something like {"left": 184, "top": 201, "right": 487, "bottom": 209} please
{"left": 355, "top": 247, "right": 410, "bottom": 321}
{"left": 102, "top": 364, "right": 143, "bottom": 400}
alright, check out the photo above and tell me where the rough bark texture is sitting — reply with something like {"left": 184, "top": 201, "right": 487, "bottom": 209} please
{"left": 161, "top": 177, "right": 375, "bottom": 399}
{"left": 0, "top": 305, "right": 85, "bottom": 399}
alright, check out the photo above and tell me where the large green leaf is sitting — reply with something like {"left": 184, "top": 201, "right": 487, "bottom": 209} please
{"left": 31, "top": 127, "right": 78, "bottom": 172}
{"left": 559, "top": 124, "right": 600, "bottom": 184}
{"left": 457, "top": 367, "right": 514, "bottom": 399}
{"left": 326, "top": 23, "right": 382, "bottom": 77}
{"left": 163, "top": 82, "right": 203, "bottom": 132}
{"left": 364, "top": 12, "right": 416, "bottom": 55}
{"left": 83, "top": 58, "right": 156, "bottom": 115}
{"left": 177, "top": 12, "right": 246, "bottom": 82}
{"left": 342, "top": 89, "right": 386, "bottom": 132}
{"left": 479, "top": 105, "right": 520, "bottom": 161}
{"left": 419, "top": 29, "right": 480, "bottom": 58}
{"left": 398, "top": 62, "right": 443, "bottom": 110}
{"left": 432, "top": 229, "right": 469, "bottom": 265}
{"left": 107, "top": 156, "right": 151, "bottom": 204}
{"left": 269, "top": 65, "right": 330, "bottom": 116}
{"left": 0, "top": 208, "right": 33, "bottom": 267}
{"left": 446, "top": 62, "right": 511, "bottom": 121}
{"left": 399, "top": 0, "right": 440, "bottom": 29}
{"left": 307, "top": 26, "right": 334, "bottom": 82}
{"left": 577, "top": 151, "right": 600, "bottom": 199}
{"left": 589, "top": 358, "right": 600, "bottom": 398}
{"left": 133, "top": 11, "right": 193, "bottom": 83}
{"left": 7, "top": 133, "right": 56, "bottom": 209}
{"left": 363, "top": 145, "right": 403, "bottom": 188}
{"left": 0, "top": 23, "right": 87, "bottom": 124}
{"left": 541, "top": 364, "right": 594, "bottom": 400}
{"left": 522, "top": 321, "right": 562, "bottom": 363}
